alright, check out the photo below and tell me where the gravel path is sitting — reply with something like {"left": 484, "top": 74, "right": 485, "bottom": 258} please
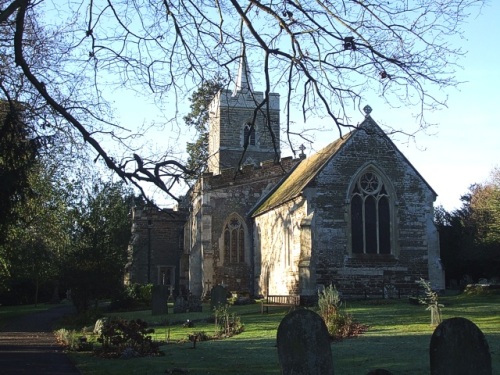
{"left": 0, "top": 304, "right": 81, "bottom": 374}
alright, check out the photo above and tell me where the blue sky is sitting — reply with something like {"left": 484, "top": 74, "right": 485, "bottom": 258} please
{"left": 374, "top": 1, "right": 500, "bottom": 211}
{"left": 110, "top": 1, "right": 499, "bottom": 211}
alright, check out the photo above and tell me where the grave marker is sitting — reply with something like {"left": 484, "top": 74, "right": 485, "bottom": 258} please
{"left": 173, "top": 296, "right": 187, "bottom": 313}
{"left": 430, "top": 317, "right": 492, "bottom": 375}
{"left": 277, "top": 309, "right": 334, "bottom": 375}
{"left": 151, "top": 285, "right": 169, "bottom": 315}
{"left": 210, "top": 285, "right": 228, "bottom": 311}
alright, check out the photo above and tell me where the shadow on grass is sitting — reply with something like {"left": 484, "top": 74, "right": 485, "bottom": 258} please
{"left": 70, "top": 295, "right": 500, "bottom": 375}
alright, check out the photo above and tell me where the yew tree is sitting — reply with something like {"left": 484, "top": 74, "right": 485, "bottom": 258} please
{"left": 0, "top": 0, "right": 486, "bottom": 201}
{"left": 184, "top": 78, "right": 225, "bottom": 180}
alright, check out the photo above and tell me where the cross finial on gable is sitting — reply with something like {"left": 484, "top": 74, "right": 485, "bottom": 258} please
{"left": 363, "top": 105, "right": 373, "bottom": 117}
{"left": 299, "top": 144, "right": 306, "bottom": 159}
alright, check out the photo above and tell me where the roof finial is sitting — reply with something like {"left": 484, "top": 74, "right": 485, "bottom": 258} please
{"left": 363, "top": 105, "right": 373, "bottom": 117}
{"left": 233, "top": 48, "right": 253, "bottom": 96}
{"left": 299, "top": 144, "right": 306, "bottom": 159}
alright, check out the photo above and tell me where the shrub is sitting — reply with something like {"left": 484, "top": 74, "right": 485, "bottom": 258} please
{"left": 55, "top": 328, "right": 80, "bottom": 350}
{"left": 417, "top": 278, "right": 444, "bottom": 326}
{"left": 58, "top": 307, "right": 104, "bottom": 329}
{"left": 213, "top": 304, "right": 244, "bottom": 338}
{"left": 96, "top": 318, "right": 161, "bottom": 358}
{"left": 55, "top": 328, "right": 92, "bottom": 351}
{"left": 318, "top": 285, "right": 366, "bottom": 339}
{"left": 109, "top": 283, "right": 153, "bottom": 311}
{"left": 189, "top": 331, "right": 210, "bottom": 342}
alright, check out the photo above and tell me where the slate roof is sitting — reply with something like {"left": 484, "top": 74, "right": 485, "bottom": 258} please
{"left": 252, "top": 131, "right": 354, "bottom": 217}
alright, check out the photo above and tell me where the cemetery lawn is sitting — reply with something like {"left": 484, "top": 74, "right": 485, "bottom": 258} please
{"left": 69, "top": 292, "right": 500, "bottom": 375}
{"left": 0, "top": 303, "right": 51, "bottom": 329}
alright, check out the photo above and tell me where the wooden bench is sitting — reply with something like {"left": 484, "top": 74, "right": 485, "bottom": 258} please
{"left": 260, "top": 295, "right": 300, "bottom": 313}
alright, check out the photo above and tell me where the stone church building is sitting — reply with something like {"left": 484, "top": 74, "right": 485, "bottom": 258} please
{"left": 127, "top": 57, "right": 445, "bottom": 300}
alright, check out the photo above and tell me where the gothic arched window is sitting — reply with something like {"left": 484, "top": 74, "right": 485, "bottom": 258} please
{"left": 223, "top": 217, "right": 245, "bottom": 263}
{"left": 243, "top": 122, "right": 256, "bottom": 147}
{"left": 351, "top": 171, "right": 392, "bottom": 255}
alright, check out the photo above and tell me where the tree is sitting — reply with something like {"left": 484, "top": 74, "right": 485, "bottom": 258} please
{"left": 0, "top": 100, "right": 41, "bottom": 240}
{"left": 1, "top": 0, "right": 486, "bottom": 202}
{"left": 469, "top": 176, "right": 500, "bottom": 246}
{"left": 184, "top": 78, "right": 225, "bottom": 179}
{"left": 0, "top": 160, "right": 71, "bottom": 302}
{"left": 61, "top": 181, "right": 134, "bottom": 312}
{"left": 436, "top": 169, "right": 500, "bottom": 283}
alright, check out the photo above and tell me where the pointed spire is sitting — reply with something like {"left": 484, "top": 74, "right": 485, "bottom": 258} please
{"left": 233, "top": 50, "right": 253, "bottom": 96}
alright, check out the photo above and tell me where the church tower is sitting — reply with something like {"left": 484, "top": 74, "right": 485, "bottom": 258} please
{"left": 207, "top": 54, "right": 281, "bottom": 174}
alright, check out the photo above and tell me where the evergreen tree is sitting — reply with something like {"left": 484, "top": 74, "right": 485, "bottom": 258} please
{"left": 61, "top": 181, "right": 134, "bottom": 312}
{"left": 436, "top": 169, "right": 500, "bottom": 283}
{"left": 0, "top": 101, "right": 41, "bottom": 240}
{"left": 184, "top": 78, "right": 225, "bottom": 180}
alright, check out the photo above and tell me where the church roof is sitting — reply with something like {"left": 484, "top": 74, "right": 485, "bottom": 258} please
{"left": 252, "top": 113, "right": 438, "bottom": 217}
{"left": 252, "top": 131, "right": 354, "bottom": 216}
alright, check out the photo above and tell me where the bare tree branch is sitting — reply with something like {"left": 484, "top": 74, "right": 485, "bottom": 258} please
{"left": 1, "top": 0, "right": 486, "bottom": 202}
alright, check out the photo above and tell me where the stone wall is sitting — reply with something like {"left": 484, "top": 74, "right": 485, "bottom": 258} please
{"left": 127, "top": 206, "right": 186, "bottom": 294}
{"left": 208, "top": 88, "right": 281, "bottom": 174}
{"left": 185, "top": 157, "right": 300, "bottom": 297}
{"left": 253, "top": 117, "right": 442, "bottom": 298}
{"left": 254, "top": 198, "right": 307, "bottom": 296}
{"left": 308, "top": 118, "right": 440, "bottom": 297}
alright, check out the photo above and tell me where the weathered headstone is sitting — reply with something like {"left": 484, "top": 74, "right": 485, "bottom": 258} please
{"left": 277, "top": 309, "right": 334, "bottom": 375}
{"left": 210, "top": 285, "right": 228, "bottom": 311}
{"left": 151, "top": 285, "right": 169, "bottom": 315}
{"left": 430, "top": 317, "right": 492, "bottom": 375}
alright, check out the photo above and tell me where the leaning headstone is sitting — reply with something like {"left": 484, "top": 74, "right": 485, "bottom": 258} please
{"left": 430, "top": 317, "right": 492, "bottom": 375}
{"left": 151, "top": 285, "right": 169, "bottom": 315}
{"left": 210, "top": 285, "right": 228, "bottom": 311}
{"left": 277, "top": 309, "right": 334, "bottom": 375}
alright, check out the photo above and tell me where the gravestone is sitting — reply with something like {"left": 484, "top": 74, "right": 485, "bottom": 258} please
{"left": 210, "top": 285, "right": 228, "bottom": 311}
{"left": 430, "top": 317, "right": 492, "bottom": 375}
{"left": 151, "top": 285, "right": 169, "bottom": 315}
{"left": 277, "top": 309, "right": 334, "bottom": 375}
{"left": 188, "top": 295, "right": 203, "bottom": 312}
{"left": 173, "top": 296, "right": 187, "bottom": 313}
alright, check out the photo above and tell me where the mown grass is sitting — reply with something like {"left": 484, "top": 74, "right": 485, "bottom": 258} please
{"left": 69, "top": 292, "right": 500, "bottom": 375}
{"left": 0, "top": 303, "right": 51, "bottom": 328}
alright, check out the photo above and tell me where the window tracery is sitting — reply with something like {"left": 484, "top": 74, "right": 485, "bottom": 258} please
{"left": 224, "top": 217, "right": 245, "bottom": 263}
{"left": 351, "top": 171, "right": 392, "bottom": 255}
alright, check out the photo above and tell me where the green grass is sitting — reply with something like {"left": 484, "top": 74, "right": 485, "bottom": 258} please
{"left": 69, "top": 293, "right": 500, "bottom": 375}
{"left": 0, "top": 303, "right": 51, "bottom": 328}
